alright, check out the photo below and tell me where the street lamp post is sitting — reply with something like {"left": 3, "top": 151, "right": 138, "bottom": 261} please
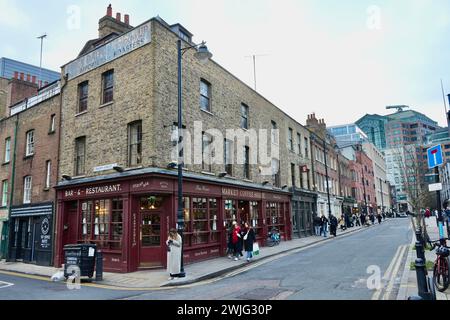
{"left": 176, "top": 39, "right": 212, "bottom": 278}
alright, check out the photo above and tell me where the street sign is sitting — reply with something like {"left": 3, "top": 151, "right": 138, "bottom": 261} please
{"left": 427, "top": 145, "right": 443, "bottom": 169}
{"left": 429, "top": 183, "right": 443, "bottom": 192}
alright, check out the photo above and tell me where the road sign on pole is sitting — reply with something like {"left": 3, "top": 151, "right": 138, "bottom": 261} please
{"left": 427, "top": 145, "right": 443, "bottom": 169}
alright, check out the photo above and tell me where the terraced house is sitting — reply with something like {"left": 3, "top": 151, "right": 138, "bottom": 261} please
{"left": 53, "top": 6, "right": 315, "bottom": 273}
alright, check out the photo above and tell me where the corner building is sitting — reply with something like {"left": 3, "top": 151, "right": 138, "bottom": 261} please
{"left": 54, "top": 9, "right": 310, "bottom": 272}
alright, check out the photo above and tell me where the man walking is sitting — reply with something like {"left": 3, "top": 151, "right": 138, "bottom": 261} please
{"left": 320, "top": 214, "right": 329, "bottom": 237}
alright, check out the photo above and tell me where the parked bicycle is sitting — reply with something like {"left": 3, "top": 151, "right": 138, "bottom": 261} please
{"left": 266, "top": 228, "right": 281, "bottom": 247}
{"left": 429, "top": 238, "right": 450, "bottom": 292}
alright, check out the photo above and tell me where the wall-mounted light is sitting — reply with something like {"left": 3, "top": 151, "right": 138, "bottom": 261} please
{"left": 218, "top": 172, "right": 227, "bottom": 178}
{"left": 167, "top": 162, "right": 178, "bottom": 169}
{"left": 113, "top": 166, "right": 124, "bottom": 173}
{"left": 262, "top": 181, "right": 270, "bottom": 186}
{"left": 62, "top": 174, "right": 72, "bottom": 181}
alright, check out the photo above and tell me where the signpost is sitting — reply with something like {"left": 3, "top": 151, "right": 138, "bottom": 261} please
{"left": 427, "top": 145, "right": 444, "bottom": 236}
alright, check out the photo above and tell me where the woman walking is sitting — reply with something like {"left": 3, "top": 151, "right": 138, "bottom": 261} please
{"left": 231, "top": 222, "right": 242, "bottom": 261}
{"left": 166, "top": 228, "right": 182, "bottom": 281}
{"left": 243, "top": 222, "right": 256, "bottom": 262}
{"left": 320, "top": 214, "right": 329, "bottom": 237}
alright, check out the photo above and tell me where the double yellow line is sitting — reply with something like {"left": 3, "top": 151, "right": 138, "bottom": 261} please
{"left": 371, "top": 244, "right": 408, "bottom": 300}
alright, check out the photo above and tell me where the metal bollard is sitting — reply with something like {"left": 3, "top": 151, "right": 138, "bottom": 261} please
{"left": 415, "top": 240, "right": 426, "bottom": 262}
{"left": 95, "top": 250, "right": 103, "bottom": 282}
{"left": 414, "top": 258, "right": 432, "bottom": 300}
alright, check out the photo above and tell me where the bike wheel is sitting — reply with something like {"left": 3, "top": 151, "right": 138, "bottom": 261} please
{"left": 433, "top": 257, "right": 450, "bottom": 292}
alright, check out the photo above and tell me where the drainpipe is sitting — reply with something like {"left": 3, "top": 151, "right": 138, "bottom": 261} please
{"left": 6, "top": 115, "right": 19, "bottom": 261}
{"left": 52, "top": 77, "right": 67, "bottom": 267}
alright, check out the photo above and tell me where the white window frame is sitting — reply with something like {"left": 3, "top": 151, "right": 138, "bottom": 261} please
{"left": 26, "top": 130, "right": 35, "bottom": 156}
{"left": 4, "top": 137, "right": 11, "bottom": 163}
{"left": 1, "top": 180, "right": 7, "bottom": 207}
{"left": 50, "top": 115, "right": 56, "bottom": 132}
{"left": 45, "top": 161, "right": 51, "bottom": 189}
{"left": 23, "top": 176, "right": 32, "bottom": 204}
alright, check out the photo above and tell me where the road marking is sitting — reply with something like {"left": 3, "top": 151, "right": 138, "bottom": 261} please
{"left": 382, "top": 245, "right": 408, "bottom": 300}
{"left": 371, "top": 245, "right": 403, "bottom": 300}
{"left": 0, "top": 281, "right": 14, "bottom": 289}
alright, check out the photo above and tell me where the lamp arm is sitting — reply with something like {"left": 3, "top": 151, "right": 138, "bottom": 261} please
{"left": 181, "top": 41, "right": 207, "bottom": 55}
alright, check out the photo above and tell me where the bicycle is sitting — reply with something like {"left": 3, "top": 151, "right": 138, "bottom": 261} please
{"left": 266, "top": 229, "right": 281, "bottom": 247}
{"left": 429, "top": 238, "right": 450, "bottom": 292}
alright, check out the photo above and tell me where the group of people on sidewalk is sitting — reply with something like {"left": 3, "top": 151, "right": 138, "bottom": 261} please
{"left": 313, "top": 211, "right": 386, "bottom": 238}
{"left": 226, "top": 221, "right": 257, "bottom": 262}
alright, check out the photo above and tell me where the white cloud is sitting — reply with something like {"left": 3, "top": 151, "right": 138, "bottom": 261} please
{"left": 0, "top": 0, "right": 30, "bottom": 28}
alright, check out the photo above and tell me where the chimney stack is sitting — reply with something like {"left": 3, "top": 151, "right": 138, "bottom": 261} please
{"left": 13, "top": 71, "right": 18, "bottom": 79}
{"left": 107, "top": 4, "right": 112, "bottom": 17}
{"left": 116, "top": 12, "right": 121, "bottom": 22}
{"left": 124, "top": 14, "right": 130, "bottom": 25}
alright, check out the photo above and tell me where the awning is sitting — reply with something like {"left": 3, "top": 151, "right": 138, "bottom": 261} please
{"left": 10, "top": 203, "right": 53, "bottom": 218}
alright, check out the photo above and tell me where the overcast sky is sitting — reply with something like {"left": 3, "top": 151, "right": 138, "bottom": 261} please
{"left": 1, "top": 0, "right": 449, "bottom": 127}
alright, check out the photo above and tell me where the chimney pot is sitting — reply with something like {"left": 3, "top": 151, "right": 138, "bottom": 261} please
{"left": 20, "top": 73, "right": 24, "bottom": 81}
{"left": 124, "top": 14, "right": 130, "bottom": 25}
{"left": 26, "top": 74, "right": 31, "bottom": 82}
{"left": 14, "top": 71, "right": 18, "bottom": 79}
{"left": 116, "top": 12, "right": 121, "bottom": 22}
{"left": 32, "top": 76, "right": 36, "bottom": 83}
{"left": 107, "top": 4, "right": 112, "bottom": 17}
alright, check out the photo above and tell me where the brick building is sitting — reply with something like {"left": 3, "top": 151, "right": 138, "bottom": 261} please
{"left": 54, "top": 6, "right": 314, "bottom": 272}
{"left": 0, "top": 80, "right": 60, "bottom": 264}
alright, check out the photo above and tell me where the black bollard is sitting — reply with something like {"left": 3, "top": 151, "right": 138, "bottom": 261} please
{"left": 95, "top": 250, "right": 103, "bottom": 282}
{"left": 415, "top": 258, "right": 433, "bottom": 300}
{"left": 415, "top": 240, "right": 426, "bottom": 262}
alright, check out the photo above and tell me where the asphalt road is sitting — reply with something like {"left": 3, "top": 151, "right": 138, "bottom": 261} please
{"left": 0, "top": 218, "right": 412, "bottom": 300}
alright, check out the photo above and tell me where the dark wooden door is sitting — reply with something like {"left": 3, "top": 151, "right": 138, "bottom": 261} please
{"left": 139, "top": 211, "right": 165, "bottom": 268}
{"left": 63, "top": 202, "right": 79, "bottom": 246}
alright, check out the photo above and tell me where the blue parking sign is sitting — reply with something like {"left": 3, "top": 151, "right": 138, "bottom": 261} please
{"left": 427, "top": 145, "right": 443, "bottom": 169}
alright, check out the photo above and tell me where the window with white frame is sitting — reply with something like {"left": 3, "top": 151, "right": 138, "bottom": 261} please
{"left": 26, "top": 130, "right": 35, "bottom": 156}
{"left": 4, "top": 137, "right": 11, "bottom": 163}
{"left": 50, "top": 114, "right": 56, "bottom": 133}
{"left": 1, "top": 180, "right": 7, "bottom": 207}
{"left": 23, "top": 176, "right": 32, "bottom": 204}
{"left": 45, "top": 160, "right": 51, "bottom": 189}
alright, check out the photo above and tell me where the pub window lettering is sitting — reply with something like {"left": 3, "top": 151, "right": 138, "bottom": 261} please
{"left": 102, "top": 70, "right": 114, "bottom": 104}
{"left": 78, "top": 81, "right": 89, "bottom": 113}
{"left": 128, "top": 121, "right": 142, "bottom": 167}
{"left": 74, "top": 136, "right": 86, "bottom": 176}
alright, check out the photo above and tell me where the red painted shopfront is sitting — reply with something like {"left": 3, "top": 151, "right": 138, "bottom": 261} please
{"left": 54, "top": 173, "right": 291, "bottom": 273}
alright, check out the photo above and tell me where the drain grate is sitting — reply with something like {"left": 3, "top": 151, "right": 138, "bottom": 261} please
{"left": 238, "top": 288, "right": 282, "bottom": 300}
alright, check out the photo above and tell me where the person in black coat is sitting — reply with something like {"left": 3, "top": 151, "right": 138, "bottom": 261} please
{"left": 243, "top": 222, "right": 256, "bottom": 262}
{"left": 329, "top": 215, "right": 338, "bottom": 237}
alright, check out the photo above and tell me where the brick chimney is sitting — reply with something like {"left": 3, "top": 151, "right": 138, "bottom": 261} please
{"left": 6, "top": 73, "right": 39, "bottom": 112}
{"left": 98, "top": 5, "right": 133, "bottom": 38}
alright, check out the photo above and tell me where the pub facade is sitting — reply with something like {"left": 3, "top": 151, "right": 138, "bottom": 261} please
{"left": 54, "top": 169, "right": 291, "bottom": 273}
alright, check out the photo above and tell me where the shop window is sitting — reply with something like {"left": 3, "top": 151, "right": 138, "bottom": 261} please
{"left": 128, "top": 121, "right": 142, "bottom": 167}
{"left": 183, "top": 197, "right": 220, "bottom": 247}
{"left": 224, "top": 200, "right": 237, "bottom": 229}
{"left": 140, "top": 196, "right": 163, "bottom": 210}
{"left": 249, "top": 201, "right": 262, "bottom": 237}
{"left": 266, "top": 202, "right": 285, "bottom": 235}
{"left": 81, "top": 198, "right": 123, "bottom": 250}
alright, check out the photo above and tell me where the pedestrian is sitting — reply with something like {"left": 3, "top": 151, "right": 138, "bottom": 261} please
{"left": 226, "top": 223, "right": 234, "bottom": 259}
{"left": 166, "top": 228, "right": 182, "bottom": 281}
{"left": 330, "top": 215, "right": 338, "bottom": 237}
{"left": 242, "top": 222, "right": 256, "bottom": 262}
{"left": 339, "top": 214, "right": 346, "bottom": 231}
{"left": 370, "top": 213, "right": 375, "bottom": 225}
{"left": 231, "top": 221, "right": 243, "bottom": 261}
{"left": 355, "top": 213, "right": 361, "bottom": 227}
{"left": 360, "top": 213, "right": 365, "bottom": 226}
{"left": 313, "top": 214, "right": 322, "bottom": 236}
{"left": 425, "top": 207, "right": 431, "bottom": 219}
{"left": 320, "top": 214, "right": 329, "bottom": 237}
{"left": 377, "top": 213, "right": 382, "bottom": 224}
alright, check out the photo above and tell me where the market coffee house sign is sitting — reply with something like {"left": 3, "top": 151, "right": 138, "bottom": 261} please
{"left": 222, "top": 188, "right": 262, "bottom": 199}
{"left": 64, "top": 21, "right": 152, "bottom": 80}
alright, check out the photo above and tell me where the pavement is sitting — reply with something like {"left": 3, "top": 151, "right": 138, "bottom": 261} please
{"left": 0, "top": 220, "right": 386, "bottom": 290}
{"left": 397, "top": 217, "right": 450, "bottom": 300}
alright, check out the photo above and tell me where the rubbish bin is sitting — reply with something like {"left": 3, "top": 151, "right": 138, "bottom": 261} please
{"left": 63, "top": 244, "right": 97, "bottom": 279}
